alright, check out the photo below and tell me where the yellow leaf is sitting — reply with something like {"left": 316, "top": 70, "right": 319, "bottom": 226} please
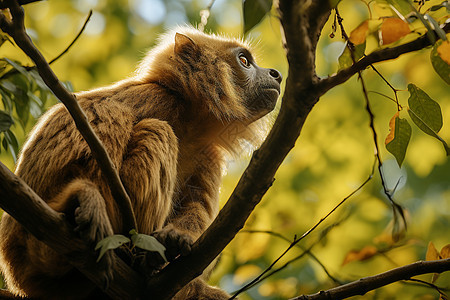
{"left": 385, "top": 111, "right": 399, "bottom": 145}
{"left": 342, "top": 245, "right": 378, "bottom": 265}
{"left": 350, "top": 20, "right": 369, "bottom": 45}
{"left": 437, "top": 41, "right": 450, "bottom": 65}
{"left": 380, "top": 18, "right": 411, "bottom": 45}
{"left": 426, "top": 241, "right": 440, "bottom": 261}
{"left": 440, "top": 244, "right": 450, "bottom": 259}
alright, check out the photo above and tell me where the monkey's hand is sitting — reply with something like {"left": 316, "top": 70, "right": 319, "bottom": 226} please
{"left": 71, "top": 183, "right": 116, "bottom": 289}
{"left": 136, "top": 224, "right": 193, "bottom": 273}
{"left": 152, "top": 224, "right": 194, "bottom": 261}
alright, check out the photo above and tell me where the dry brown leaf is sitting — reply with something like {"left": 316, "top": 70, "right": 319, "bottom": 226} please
{"left": 385, "top": 111, "right": 399, "bottom": 145}
{"left": 380, "top": 18, "right": 411, "bottom": 45}
{"left": 426, "top": 241, "right": 440, "bottom": 261}
{"left": 439, "top": 244, "right": 450, "bottom": 259}
{"left": 350, "top": 20, "right": 369, "bottom": 45}
{"left": 342, "top": 245, "right": 378, "bottom": 266}
{"left": 437, "top": 41, "right": 450, "bottom": 65}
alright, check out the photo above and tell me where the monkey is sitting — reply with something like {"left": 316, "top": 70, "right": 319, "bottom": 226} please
{"left": 0, "top": 26, "right": 282, "bottom": 299}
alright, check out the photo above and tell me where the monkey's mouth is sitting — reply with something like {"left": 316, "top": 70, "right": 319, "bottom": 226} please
{"left": 263, "top": 85, "right": 281, "bottom": 103}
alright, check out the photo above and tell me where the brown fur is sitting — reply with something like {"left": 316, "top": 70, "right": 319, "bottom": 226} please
{"left": 0, "top": 26, "right": 281, "bottom": 299}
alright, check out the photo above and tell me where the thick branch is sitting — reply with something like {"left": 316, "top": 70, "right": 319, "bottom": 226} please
{"left": 0, "top": 0, "right": 137, "bottom": 233}
{"left": 291, "top": 259, "right": 450, "bottom": 300}
{"left": 0, "top": 162, "right": 143, "bottom": 299}
{"left": 146, "top": 1, "right": 332, "bottom": 299}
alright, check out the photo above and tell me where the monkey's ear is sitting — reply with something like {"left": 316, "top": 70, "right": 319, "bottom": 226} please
{"left": 174, "top": 33, "right": 199, "bottom": 59}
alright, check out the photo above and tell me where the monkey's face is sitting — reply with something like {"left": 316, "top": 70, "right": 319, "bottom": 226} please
{"left": 148, "top": 29, "right": 282, "bottom": 123}
{"left": 232, "top": 48, "right": 282, "bottom": 121}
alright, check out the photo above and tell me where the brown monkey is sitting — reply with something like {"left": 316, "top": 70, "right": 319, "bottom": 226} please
{"left": 0, "top": 26, "right": 282, "bottom": 299}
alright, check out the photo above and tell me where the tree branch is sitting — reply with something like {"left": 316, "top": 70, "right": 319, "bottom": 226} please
{"left": 0, "top": 0, "right": 137, "bottom": 233}
{"left": 146, "top": 1, "right": 332, "bottom": 298}
{"left": 0, "top": 162, "right": 143, "bottom": 299}
{"left": 290, "top": 258, "right": 450, "bottom": 300}
{"left": 48, "top": 10, "right": 92, "bottom": 65}
{"left": 317, "top": 22, "right": 450, "bottom": 93}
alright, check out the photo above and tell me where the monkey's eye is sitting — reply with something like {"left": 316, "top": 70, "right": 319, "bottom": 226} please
{"left": 239, "top": 54, "right": 250, "bottom": 67}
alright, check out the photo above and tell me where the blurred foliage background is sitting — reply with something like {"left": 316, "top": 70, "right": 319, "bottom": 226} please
{"left": 1, "top": 0, "right": 449, "bottom": 299}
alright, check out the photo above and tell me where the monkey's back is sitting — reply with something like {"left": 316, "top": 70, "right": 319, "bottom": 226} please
{"left": 0, "top": 93, "right": 136, "bottom": 298}
{"left": 16, "top": 94, "right": 134, "bottom": 201}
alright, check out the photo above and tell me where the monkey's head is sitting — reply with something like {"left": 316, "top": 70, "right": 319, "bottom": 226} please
{"left": 138, "top": 27, "right": 282, "bottom": 124}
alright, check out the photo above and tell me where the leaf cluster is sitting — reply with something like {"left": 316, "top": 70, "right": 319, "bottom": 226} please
{"left": 0, "top": 38, "right": 57, "bottom": 161}
{"left": 334, "top": 0, "right": 450, "bottom": 167}
{"left": 96, "top": 229, "right": 167, "bottom": 264}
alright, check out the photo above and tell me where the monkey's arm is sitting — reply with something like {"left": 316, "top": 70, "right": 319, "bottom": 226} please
{"left": 154, "top": 159, "right": 222, "bottom": 260}
{"left": 119, "top": 119, "right": 178, "bottom": 235}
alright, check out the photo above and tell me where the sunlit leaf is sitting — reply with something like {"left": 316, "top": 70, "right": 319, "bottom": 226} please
{"left": 385, "top": 112, "right": 411, "bottom": 167}
{"left": 407, "top": 84, "right": 449, "bottom": 155}
{"left": 0, "top": 111, "right": 13, "bottom": 132}
{"left": 243, "top": 0, "right": 272, "bottom": 35}
{"left": 379, "top": 17, "right": 411, "bottom": 45}
{"left": 431, "top": 40, "right": 450, "bottom": 84}
{"left": 430, "top": 1, "right": 450, "bottom": 11}
{"left": 342, "top": 245, "right": 378, "bottom": 265}
{"left": 426, "top": 241, "right": 440, "bottom": 261}
{"left": 349, "top": 20, "right": 369, "bottom": 45}
{"left": 408, "top": 84, "right": 442, "bottom": 133}
{"left": 338, "top": 42, "right": 366, "bottom": 69}
{"left": 440, "top": 244, "right": 450, "bottom": 259}
{"left": 426, "top": 241, "right": 449, "bottom": 283}
{"left": 95, "top": 234, "right": 130, "bottom": 262}
{"left": 130, "top": 230, "right": 167, "bottom": 262}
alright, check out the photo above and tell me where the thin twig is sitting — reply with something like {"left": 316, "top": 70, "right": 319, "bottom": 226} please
{"left": 49, "top": 10, "right": 92, "bottom": 65}
{"left": 406, "top": 278, "right": 449, "bottom": 299}
{"left": 241, "top": 229, "right": 343, "bottom": 285}
{"left": 369, "top": 65, "right": 402, "bottom": 111}
{"left": 230, "top": 162, "right": 375, "bottom": 299}
{"left": 1, "top": 10, "right": 92, "bottom": 80}
{"left": 334, "top": 8, "right": 407, "bottom": 240}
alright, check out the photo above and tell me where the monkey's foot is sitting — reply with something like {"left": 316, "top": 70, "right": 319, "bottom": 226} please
{"left": 71, "top": 184, "right": 115, "bottom": 288}
{"left": 152, "top": 224, "right": 194, "bottom": 262}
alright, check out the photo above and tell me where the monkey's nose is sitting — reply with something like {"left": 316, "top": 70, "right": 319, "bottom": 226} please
{"left": 269, "top": 69, "right": 282, "bottom": 84}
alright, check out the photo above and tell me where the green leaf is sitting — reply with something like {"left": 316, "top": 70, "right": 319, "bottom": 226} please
{"left": 385, "top": 112, "right": 412, "bottom": 167}
{"left": 4, "top": 58, "right": 31, "bottom": 80}
{"left": 4, "top": 130, "right": 18, "bottom": 162}
{"left": 130, "top": 231, "right": 167, "bottom": 262}
{"left": 431, "top": 40, "right": 450, "bottom": 84}
{"left": 338, "top": 42, "right": 366, "bottom": 69}
{"left": 0, "top": 89, "right": 13, "bottom": 112}
{"left": 407, "top": 84, "right": 442, "bottom": 134}
{"left": 243, "top": 0, "right": 273, "bottom": 35}
{"left": 0, "top": 111, "right": 13, "bottom": 132}
{"left": 95, "top": 235, "right": 130, "bottom": 263}
{"left": 407, "top": 84, "right": 450, "bottom": 155}
{"left": 0, "top": 81, "right": 17, "bottom": 93}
